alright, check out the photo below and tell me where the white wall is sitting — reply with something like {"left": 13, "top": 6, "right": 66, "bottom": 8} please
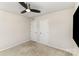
{"left": 0, "top": 10, "right": 30, "bottom": 51}
{"left": 31, "top": 8, "right": 79, "bottom": 55}
{"left": 48, "top": 8, "right": 78, "bottom": 49}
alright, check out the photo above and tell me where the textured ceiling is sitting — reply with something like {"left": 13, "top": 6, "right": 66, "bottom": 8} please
{"left": 0, "top": 2, "right": 75, "bottom": 18}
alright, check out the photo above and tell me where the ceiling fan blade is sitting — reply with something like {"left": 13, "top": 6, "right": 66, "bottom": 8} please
{"left": 21, "top": 10, "right": 26, "bottom": 14}
{"left": 30, "top": 9, "right": 40, "bottom": 13}
{"left": 19, "top": 2, "right": 27, "bottom": 9}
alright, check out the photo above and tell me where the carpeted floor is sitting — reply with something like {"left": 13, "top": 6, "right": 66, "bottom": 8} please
{"left": 0, "top": 41, "right": 72, "bottom": 56}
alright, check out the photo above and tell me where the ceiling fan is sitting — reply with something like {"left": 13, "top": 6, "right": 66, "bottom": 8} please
{"left": 19, "top": 2, "right": 41, "bottom": 14}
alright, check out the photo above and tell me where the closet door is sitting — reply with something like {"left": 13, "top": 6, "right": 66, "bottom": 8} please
{"left": 39, "top": 19, "right": 49, "bottom": 43}
{"left": 31, "top": 20, "right": 39, "bottom": 41}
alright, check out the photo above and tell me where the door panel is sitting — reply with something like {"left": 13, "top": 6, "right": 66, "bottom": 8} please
{"left": 39, "top": 19, "right": 49, "bottom": 43}
{"left": 31, "top": 20, "right": 39, "bottom": 41}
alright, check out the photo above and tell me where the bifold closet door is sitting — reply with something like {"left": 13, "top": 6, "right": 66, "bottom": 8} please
{"left": 39, "top": 19, "right": 49, "bottom": 43}
{"left": 31, "top": 19, "right": 49, "bottom": 43}
{"left": 31, "top": 20, "right": 39, "bottom": 41}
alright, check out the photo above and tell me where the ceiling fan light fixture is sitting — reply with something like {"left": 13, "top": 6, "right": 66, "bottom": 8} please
{"left": 19, "top": 2, "right": 40, "bottom": 14}
{"left": 26, "top": 9, "right": 30, "bottom": 12}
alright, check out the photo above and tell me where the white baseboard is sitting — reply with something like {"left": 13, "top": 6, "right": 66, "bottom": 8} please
{"left": 0, "top": 40, "right": 30, "bottom": 52}
{"left": 0, "top": 39, "right": 78, "bottom": 55}
{"left": 32, "top": 40, "right": 77, "bottom": 55}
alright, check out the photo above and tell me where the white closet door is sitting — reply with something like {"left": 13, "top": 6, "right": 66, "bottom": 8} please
{"left": 39, "top": 19, "right": 49, "bottom": 43}
{"left": 31, "top": 20, "right": 39, "bottom": 41}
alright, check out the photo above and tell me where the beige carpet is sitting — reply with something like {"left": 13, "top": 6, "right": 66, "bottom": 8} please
{"left": 0, "top": 41, "right": 72, "bottom": 56}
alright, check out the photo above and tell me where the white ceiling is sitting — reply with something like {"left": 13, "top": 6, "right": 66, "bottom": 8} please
{"left": 0, "top": 2, "right": 75, "bottom": 18}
